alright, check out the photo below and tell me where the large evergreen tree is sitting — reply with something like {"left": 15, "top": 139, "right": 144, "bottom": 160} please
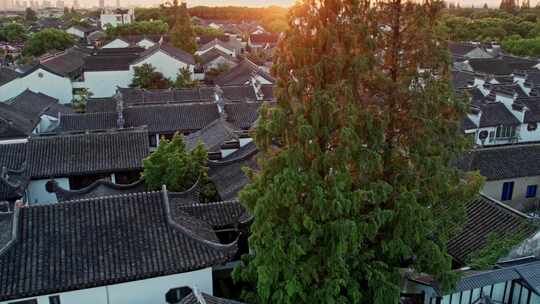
{"left": 234, "top": 0, "right": 482, "bottom": 303}
{"left": 170, "top": 2, "right": 197, "bottom": 55}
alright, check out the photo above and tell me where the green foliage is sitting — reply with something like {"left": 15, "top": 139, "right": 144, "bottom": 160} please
{"left": 193, "top": 25, "right": 224, "bottom": 38}
{"left": 467, "top": 231, "right": 529, "bottom": 270}
{"left": 24, "top": 8, "right": 37, "bottom": 21}
{"left": 23, "top": 29, "right": 75, "bottom": 56}
{"left": 72, "top": 88, "right": 93, "bottom": 113}
{"left": 174, "top": 67, "right": 198, "bottom": 88}
{"left": 0, "top": 23, "right": 26, "bottom": 42}
{"left": 170, "top": 2, "right": 197, "bottom": 55}
{"left": 105, "top": 20, "right": 168, "bottom": 38}
{"left": 142, "top": 133, "right": 218, "bottom": 203}
{"left": 143, "top": 133, "right": 208, "bottom": 193}
{"left": 205, "top": 63, "right": 230, "bottom": 78}
{"left": 130, "top": 63, "right": 172, "bottom": 89}
{"left": 501, "top": 36, "right": 540, "bottom": 56}
{"left": 233, "top": 1, "right": 483, "bottom": 303}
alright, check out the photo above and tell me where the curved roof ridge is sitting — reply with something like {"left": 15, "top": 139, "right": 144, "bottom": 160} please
{"left": 208, "top": 144, "right": 258, "bottom": 166}
{"left": 161, "top": 188, "right": 238, "bottom": 256}
{"left": 49, "top": 178, "right": 145, "bottom": 196}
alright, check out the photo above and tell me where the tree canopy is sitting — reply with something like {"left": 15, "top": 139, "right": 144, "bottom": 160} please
{"left": 233, "top": 0, "right": 482, "bottom": 303}
{"left": 170, "top": 2, "right": 197, "bottom": 54}
{"left": 130, "top": 63, "right": 172, "bottom": 89}
{"left": 174, "top": 67, "right": 198, "bottom": 88}
{"left": 105, "top": 20, "right": 169, "bottom": 38}
{"left": 0, "top": 23, "right": 26, "bottom": 42}
{"left": 23, "top": 29, "right": 75, "bottom": 56}
{"left": 142, "top": 133, "right": 208, "bottom": 193}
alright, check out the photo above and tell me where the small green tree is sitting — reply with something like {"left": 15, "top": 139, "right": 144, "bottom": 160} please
{"left": 130, "top": 63, "right": 172, "bottom": 89}
{"left": 73, "top": 88, "right": 93, "bottom": 113}
{"left": 0, "top": 23, "right": 27, "bottom": 42}
{"left": 174, "top": 67, "right": 198, "bottom": 88}
{"left": 170, "top": 2, "right": 197, "bottom": 55}
{"left": 23, "top": 29, "right": 75, "bottom": 56}
{"left": 143, "top": 133, "right": 209, "bottom": 193}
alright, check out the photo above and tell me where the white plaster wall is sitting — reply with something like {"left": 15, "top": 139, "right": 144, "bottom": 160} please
{"left": 197, "top": 45, "right": 235, "bottom": 57}
{"left": 27, "top": 178, "right": 69, "bottom": 204}
{"left": 102, "top": 39, "right": 130, "bottom": 48}
{"left": 66, "top": 27, "right": 85, "bottom": 39}
{"left": 131, "top": 50, "right": 193, "bottom": 80}
{"left": 0, "top": 268, "right": 213, "bottom": 304}
{"left": 482, "top": 176, "right": 540, "bottom": 207}
{"left": 83, "top": 70, "right": 132, "bottom": 98}
{"left": 519, "top": 123, "right": 540, "bottom": 143}
{"left": 137, "top": 39, "right": 155, "bottom": 49}
{"left": 205, "top": 56, "right": 236, "bottom": 70}
{"left": 0, "top": 69, "right": 73, "bottom": 103}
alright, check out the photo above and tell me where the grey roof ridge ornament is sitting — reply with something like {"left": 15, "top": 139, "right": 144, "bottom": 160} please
{"left": 161, "top": 184, "right": 239, "bottom": 254}
{"left": 193, "top": 287, "right": 207, "bottom": 304}
{"left": 0, "top": 204, "right": 21, "bottom": 256}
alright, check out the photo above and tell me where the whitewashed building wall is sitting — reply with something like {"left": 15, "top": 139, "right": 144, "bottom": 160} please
{"left": 102, "top": 39, "right": 130, "bottom": 49}
{"left": 131, "top": 50, "right": 193, "bottom": 80}
{"left": 83, "top": 70, "right": 132, "bottom": 98}
{"left": 0, "top": 268, "right": 213, "bottom": 304}
{"left": 0, "top": 69, "right": 73, "bottom": 103}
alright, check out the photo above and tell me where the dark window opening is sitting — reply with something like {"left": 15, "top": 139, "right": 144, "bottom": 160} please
{"left": 115, "top": 171, "right": 141, "bottom": 185}
{"left": 527, "top": 185, "right": 538, "bottom": 198}
{"left": 502, "top": 181, "right": 514, "bottom": 201}
{"left": 49, "top": 295, "right": 61, "bottom": 304}
{"left": 69, "top": 173, "right": 110, "bottom": 190}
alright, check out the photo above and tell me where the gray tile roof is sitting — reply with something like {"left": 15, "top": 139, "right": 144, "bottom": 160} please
{"left": 84, "top": 54, "right": 140, "bottom": 71}
{"left": 209, "top": 142, "right": 258, "bottom": 200}
{"left": 86, "top": 97, "right": 116, "bottom": 112}
{"left": 0, "top": 68, "right": 19, "bottom": 86}
{"left": 118, "top": 87, "right": 215, "bottom": 105}
{"left": 450, "top": 69, "right": 474, "bottom": 88}
{"left": 7, "top": 90, "right": 72, "bottom": 118}
{"left": 174, "top": 200, "right": 250, "bottom": 228}
{"left": 0, "top": 103, "right": 38, "bottom": 140}
{"left": 26, "top": 128, "right": 149, "bottom": 179}
{"left": 185, "top": 118, "right": 238, "bottom": 152}
{"left": 458, "top": 144, "right": 540, "bottom": 180}
{"left": 516, "top": 97, "right": 540, "bottom": 123}
{"left": 40, "top": 47, "right": 90, "bottom": 79}
{"left": 0, "top": 143, "right": 27, "bottom": 201}
{"left": 224, "top": 102, "right": 262, "bottom": 130}
{"left": 447, "top": 195, "right": 536, "bottom": 264}
{"left": 468, "top": 57, "right": 537, "bottom": 76}
{"left": 124, "top": 103, "right": 220, "bottom": 134}
{"left": 478, "top": 103, "right": 520, "bottom": 128}
{"left": 58, "top": 112, "right": 118, "bottom": 132}
{"left": 213, "top": 59, "right": 274, "bottom": 86}
{"left": 448, "top": 43, "right": 480, "bottom": 57}
{"left": 0, "top": 191, "right": 237, "bottom": 301}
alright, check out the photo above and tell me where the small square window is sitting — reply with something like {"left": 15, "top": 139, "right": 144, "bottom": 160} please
{"left": 49, "top": 295, "right": 61, "bottom": 304}
{"left": 527, "top": 185, "right": 538, "bottom": 198}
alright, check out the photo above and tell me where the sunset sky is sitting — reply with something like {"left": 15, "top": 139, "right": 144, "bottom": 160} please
{"left": 103, "top": 0, "right": 532, "bottom": 9}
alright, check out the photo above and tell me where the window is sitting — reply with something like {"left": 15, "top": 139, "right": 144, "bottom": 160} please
{"left": 495, "top": 125, "right": 516, "bottom": 139}
{"left": 527, "top": 185, "right": 538, "bottom": 198}
{"left": 501, "top": 182, "right": 514, "bottom": 201}
{"left": 49, "top": 296, "right": 60, "bottom": 304}
{"left": 149, "top": 134, "right": 157, "bottom": 147}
